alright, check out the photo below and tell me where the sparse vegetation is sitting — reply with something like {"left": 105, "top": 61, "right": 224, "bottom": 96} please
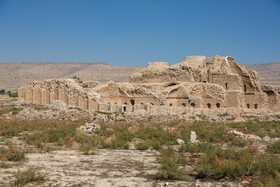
{"left": 267, "top": 140, "right": 280, "bottom": 154}
{"left": 1, "top": 112, "right": 280, "bottom": 185}
{"left": 14, "top": 167, "right": 45, "bottom": 187}
{"left": 0, "top": 89, "right": 5, "bottom": 95}
{"left": 156, "top": 148, "right": 191, "bottom": 181}
{"left": 135, "top": 142, "right": 149, "bottom": 150}
{"left": 0, "top": 162, "right": 9, "bottom": 168}
{"left": 11, "top": 107, "right": 23, "bottom": 115}
{"left": 72, "top": 76, "right": 83, "bottom": 83}
{"left": 133, "top": 160, "right": 145, "bottom": 170}
{"left": 0, "top": 145, "right": 25, "bottom": 161}
{"left": 7, "top": 90, "right": 18, "bottom": 98}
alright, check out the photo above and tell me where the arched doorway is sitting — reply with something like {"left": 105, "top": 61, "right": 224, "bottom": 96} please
{"left": 130, "top": 99, "right": 135, "bottom": 106}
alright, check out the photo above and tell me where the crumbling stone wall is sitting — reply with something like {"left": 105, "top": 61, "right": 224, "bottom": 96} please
{"left": 18, "top": 56, "right": 280, "bottom": 112}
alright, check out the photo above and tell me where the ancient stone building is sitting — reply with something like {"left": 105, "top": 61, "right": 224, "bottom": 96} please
{"left": 18, "top": 55, "right": 280, "bottom": 113}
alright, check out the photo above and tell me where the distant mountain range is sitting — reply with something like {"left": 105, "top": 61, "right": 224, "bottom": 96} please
{"left": 0, "top": 62, "right": 279, "bottom": 91}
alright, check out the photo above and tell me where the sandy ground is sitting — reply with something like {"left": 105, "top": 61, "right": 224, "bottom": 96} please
{"left": 0, "top": 148, "right": 246, "bottom": 187}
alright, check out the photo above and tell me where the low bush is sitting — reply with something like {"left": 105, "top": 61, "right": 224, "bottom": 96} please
{"left": 195, "top": 147, "right": 254, "bottom": 180}
{"left": 266, "top": 140, "right": 280, "bottom": 154}
{"left": 156, "top": 148, "right": 191, "bottom": 181}
{"left": 133, "top": 160, "right": 145, "bottom": 170}
{"left": 24, "top": 123, "right": 78, "bottom": 147}
{"left": 0, "top": 162, "right": 9, "bottom": 168}
{"left": 179, "top": 143, "right": 215, "bottom": 153}
{"left": 135, "top": 142, "right": 149, "bottom": 150}
{"left": 0, "top": 146, "right": 25, "bottom": 161}
{"left": 7, "top": 90, "right": 18, "bottom": 98}
{"left": 135, "top": 125, "right": 177, "bottom": 146}
{"left": 79, "top": 143, "right": 98, "bottom": 155}
{"left": 14, "top": 167, "right": 45, "bottom": 186}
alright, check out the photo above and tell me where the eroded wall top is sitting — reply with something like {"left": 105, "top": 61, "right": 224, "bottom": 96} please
{"left": 129, "top": 55, "right": 261, "bottom": 92}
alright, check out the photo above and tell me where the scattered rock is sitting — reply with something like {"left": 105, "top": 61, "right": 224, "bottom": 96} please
{"left": 228, "top": 130, "right": 262, "bottom": 141}
{"left": 190, "top": 131, "right": 199, "bottom": 143}
{"left": 79, "top": 122, "right": 100, "bottom": 133}
{"left": 263, "top": 136, "right": 271, "bottom": 141}
{"left": 176, "top": 139, "right": 185, "bottom": 145}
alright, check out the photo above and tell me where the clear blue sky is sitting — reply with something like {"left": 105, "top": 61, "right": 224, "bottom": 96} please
{"left": 0, "top": 0, "right": 279, "bottom": 66}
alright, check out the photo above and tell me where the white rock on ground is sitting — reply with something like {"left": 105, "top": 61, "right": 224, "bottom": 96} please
{"left": 80, "top": 122, "right": 100, "bottom": 133}
{"left": 190, "top": 131, "right": 199, "bottom": 143}
{"left": 176, "top": 139, "right": 185, "bottom": 145}
{"left": 228, "top": 130, "right": 262, "bottom": 141}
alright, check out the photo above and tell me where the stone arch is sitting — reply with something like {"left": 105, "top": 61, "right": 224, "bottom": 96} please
{"left": 168, "top": 88, "right": 178, "bottom": 98}
{"left": 216, "top": 103, "right": 220, "bottom": 108}
{"left": 130, "top": 99, "right": 135, "bottom": 106}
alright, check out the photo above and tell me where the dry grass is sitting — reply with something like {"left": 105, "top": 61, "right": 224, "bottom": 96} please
{"left": 1, "top": 117, "right": 280, "bottom": 185}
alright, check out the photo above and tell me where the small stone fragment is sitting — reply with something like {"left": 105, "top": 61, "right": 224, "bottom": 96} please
{"left": 176, "top": 139, "right": 185, "bottom": 145}
{"left": 190, "top": 131, "right": 198, "bottom": 143}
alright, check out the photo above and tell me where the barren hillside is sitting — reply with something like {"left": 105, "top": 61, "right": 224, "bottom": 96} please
{"left": 0, "top": 62, "right": 279, "bottom": 91}
{"left": 0, "top": 63, "right": 143, "bottom": 91}
{"left": 245, "top": 62, "right": 280, "bottom": 86}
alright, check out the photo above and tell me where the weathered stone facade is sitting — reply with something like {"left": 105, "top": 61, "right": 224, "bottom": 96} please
{"left": 18, "top": 56, "right": 280, "bottom": 113}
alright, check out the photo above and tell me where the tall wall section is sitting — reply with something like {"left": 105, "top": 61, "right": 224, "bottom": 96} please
{"left": 18, "top": 79, "right": 100, "bottom": 111}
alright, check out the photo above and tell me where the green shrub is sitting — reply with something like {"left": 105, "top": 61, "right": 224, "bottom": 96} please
{"left": 0, "top": 162, "right": 9, "bottom": 168}
{"left": 134, "top": 160, "right": 145, "bottom": 170}
{"left": 24, "top": 123, "right": 77, "bottom": 147}
{"left": 8, "top": 90, "right": 18, "bottom": 98}
{"left": 135, "top": 125, "right": 177, "bottom": 146}
{"left": 180, "top": 143, "right": 215, "bottom": 153}
{"left": 79, "top": 143, "right": 98, "bottom": 155}
{"left": 14, "top": 167, "right": 45, "bottom": 186}
{"left": 102, "top": 139, "right": 129, "bottom": 149}
{"left": 0, "top": 146, "right": 25, "bottom": 161}
{"left": 267, "top": 140, "right": 280, "bottom": 154}
{"left": 156, "top": 148, "right": 190, "bottom": 181}
{"left": 72, "top": 76, "right": 83, "bottom": 83}
{"left": 11, "top": 107, "right": 23, "bottom": 115}
{"left": 251, "top": 154, "right": 280, "bottom": 186}
{"left": 135, "top": 142, "right": 149, "bottom": 150}
{"left": 0, "top": 89, "right": 5, "bottom": 95}
{"left": 195, "top": 148, "right": 253, "bottom": 180}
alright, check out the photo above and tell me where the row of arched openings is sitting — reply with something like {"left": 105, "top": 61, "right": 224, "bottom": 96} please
{"left": 207, "top": 103, "right": 221, "bottom": 108}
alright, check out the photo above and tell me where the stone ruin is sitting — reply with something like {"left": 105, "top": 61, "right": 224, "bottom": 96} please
{"left": 18, "top": 56, "right": 280, "bottom": 115}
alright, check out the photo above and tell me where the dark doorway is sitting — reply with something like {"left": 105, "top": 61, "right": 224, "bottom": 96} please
{"left": 130, "top": 99, "right": 135, "bottom": 106}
